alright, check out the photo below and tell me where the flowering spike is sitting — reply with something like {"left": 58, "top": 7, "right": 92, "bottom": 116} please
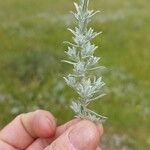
{"left": 63, "top": 0, "right": 107, "bottom": 123}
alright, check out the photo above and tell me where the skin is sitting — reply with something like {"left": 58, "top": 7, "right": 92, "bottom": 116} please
{"left": 0, "top": 110, "right": 103, "bottom": 150}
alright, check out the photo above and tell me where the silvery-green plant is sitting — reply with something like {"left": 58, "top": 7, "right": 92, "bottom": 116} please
{"left": 63, "top": 0, "right": 107, "bottom": 123}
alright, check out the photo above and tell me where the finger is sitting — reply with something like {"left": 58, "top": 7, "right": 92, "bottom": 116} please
{"left": 44, "top": 120, "right": 103, "bottom": 150}
{"left": 26, "top": 119, "right": 81, "bottom": 150}
{"left": 96, "top": 124, "right": 104, "bottom": 137}
{"left": 26, "top": 138, "right": 52, "bottom": 150}
{"left": 55, "top": 118, "right": 81, "bottom": 138}
{"left": 0, "top": 110, "right": 56, "bottom": 149}
{"left": 0, "top": 140, "right": 19, "bottom": 150}
{"left": 96, "top": 147, "right": 101, "bottom": 150}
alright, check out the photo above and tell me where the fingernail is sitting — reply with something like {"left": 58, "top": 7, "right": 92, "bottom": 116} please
{"left": 69, "top": 122, "right": 95, "bottom": 149}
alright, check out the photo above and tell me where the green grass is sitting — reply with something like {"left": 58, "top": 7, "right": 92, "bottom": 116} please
{"left": 0, "top": 0, "right": 150, "bottom": 149}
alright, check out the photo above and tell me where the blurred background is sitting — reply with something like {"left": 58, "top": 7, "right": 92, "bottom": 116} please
{"left": 0, "top": 0, "right": 149, "bottom": 149}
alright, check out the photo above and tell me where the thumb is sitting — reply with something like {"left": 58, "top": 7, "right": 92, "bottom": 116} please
{"left": 44, "top": 120, "right": 103, "bottom": 150}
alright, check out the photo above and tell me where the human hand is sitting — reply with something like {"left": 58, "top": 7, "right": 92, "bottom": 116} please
{"left": 0, "top": 110, "right": 103, "bottom": 150}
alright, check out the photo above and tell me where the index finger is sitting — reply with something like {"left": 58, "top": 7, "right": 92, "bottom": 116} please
{"left": 0, "top": 110, "right": 56, "bottom": 149}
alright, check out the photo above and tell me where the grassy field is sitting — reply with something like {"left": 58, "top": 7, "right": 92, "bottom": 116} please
{"left": 0, "top": 0, "right": 150, "bottom": 149}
